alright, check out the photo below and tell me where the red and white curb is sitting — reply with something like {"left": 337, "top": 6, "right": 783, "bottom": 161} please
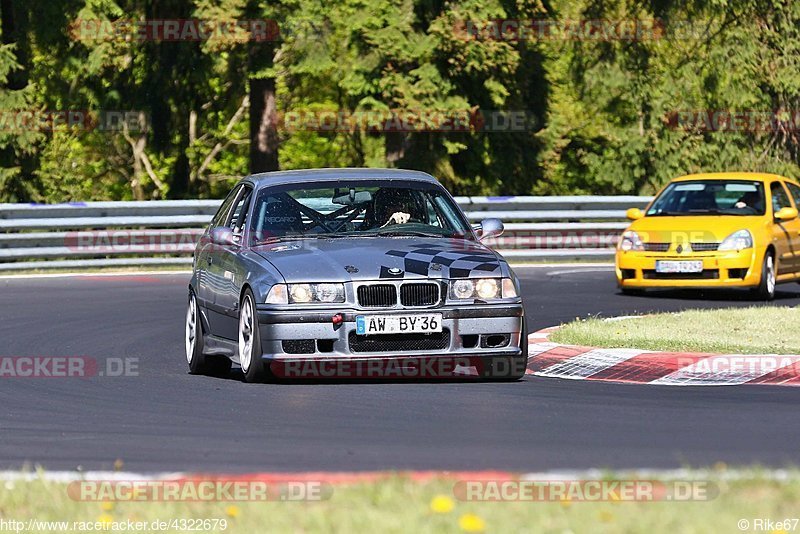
{"left": 2, "top": 467, "right": 794, "bottom": 485}
{"left": 0, "top": 470, "right": 515, "bottom": 485}
{"left": 526, "top": 327, "right": 800, "bottom": 387}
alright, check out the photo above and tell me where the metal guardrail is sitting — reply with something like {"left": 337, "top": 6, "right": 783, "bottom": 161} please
{"left": 0, "top": 196, "right": 652, "bottom": 270}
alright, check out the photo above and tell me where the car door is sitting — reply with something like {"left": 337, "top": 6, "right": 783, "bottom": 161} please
{"left": 213, "top": 184, "right": 255, "bottom": 340}
{"left": 769, "top": 181, "right": 798, "bottom": 276}
{"left": 201, "top": 184, "right": 248, "bottom": 337}
{"left": 196, "top": 186, "right": 240, "bottom": 314}
{"left": 782, "top": 181, "right": 800, "bottom": 276}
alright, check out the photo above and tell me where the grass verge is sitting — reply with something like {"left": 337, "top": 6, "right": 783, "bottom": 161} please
{"left": 550, "top": 306, "right": 800, "bottom": 354}
{"left": 1, "top": 470, "right": 799, "bottom": 533}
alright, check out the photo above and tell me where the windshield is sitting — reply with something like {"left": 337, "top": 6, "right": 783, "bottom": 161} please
{"left": 248, "top": 180, "right": 472, "bottom": 244}
{"left": 646, "top": 180, "right": 766, "bottom": 216}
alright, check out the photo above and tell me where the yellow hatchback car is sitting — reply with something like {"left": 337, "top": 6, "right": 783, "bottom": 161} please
{"left": 616, "top": 172, "right": 800, "bottom": 300}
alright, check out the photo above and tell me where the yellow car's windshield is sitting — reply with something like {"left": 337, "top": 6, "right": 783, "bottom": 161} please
{"left": 646, "top": 180, "right": 766, "bottom": 216}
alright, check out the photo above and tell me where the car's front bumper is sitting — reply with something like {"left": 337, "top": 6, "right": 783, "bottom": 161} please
{"left": 615, "top": 248, "right": 760, "bottom": 288}
{"left": 254, "top": 303, "right": 525, "bottom": 361}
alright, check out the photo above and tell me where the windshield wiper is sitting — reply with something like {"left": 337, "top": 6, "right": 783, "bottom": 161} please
{"left": 374, "top": 229, "right": 445, "bottom": 238}
{"left": 317, "top": 233, "right": 359, "bottom": 239}
{"left": 254, "top": 235, "right": 325, "bottom": 245}
{"left": 648, "top": 210, "right": 694, "bottom": 217}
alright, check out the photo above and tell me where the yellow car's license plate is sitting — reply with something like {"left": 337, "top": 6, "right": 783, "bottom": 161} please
{"left": 356, "top": 314, "right": 442, "bottom": 335}
{"left": 655, "top": 260, "right": 703, "bottom": 273}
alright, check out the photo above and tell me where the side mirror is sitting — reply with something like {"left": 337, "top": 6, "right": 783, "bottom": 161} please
{"left": 210, "top": 227, "right": 237, "bottom": 246}
{"left": 775, "top": 207, "right": 798, "bottom": 221}
{"left": 626, "top": 208, "right": 644, "bottom": 221}
{"left": 478, "top": 218, "right": 504, "bottom": 241}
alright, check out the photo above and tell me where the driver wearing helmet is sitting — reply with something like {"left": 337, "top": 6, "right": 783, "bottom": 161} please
{"left": 373, "top": 189, "right": 418, "bottom": 228}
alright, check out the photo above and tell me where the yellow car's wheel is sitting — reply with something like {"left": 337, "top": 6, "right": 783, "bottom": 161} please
{"left": 753, "top": 251, "right": 776, "bottom": 301}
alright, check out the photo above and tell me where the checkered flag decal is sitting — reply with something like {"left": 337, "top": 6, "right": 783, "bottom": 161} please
{"left": 381, "top": 243, "right": 500, "bottom": 278}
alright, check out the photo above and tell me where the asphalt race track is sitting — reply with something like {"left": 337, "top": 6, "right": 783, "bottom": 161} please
{"left": 1, "top": 266, "right": 799, "bottom": 473}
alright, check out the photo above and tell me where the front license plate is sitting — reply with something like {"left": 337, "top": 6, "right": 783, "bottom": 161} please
{"left": 356, "top": 314, "right": 443, "bottom": 335}
{"left": 655, "top": 260, "right": 703, "bottom": 273}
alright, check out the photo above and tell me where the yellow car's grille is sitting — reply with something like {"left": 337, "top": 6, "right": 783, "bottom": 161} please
{"left": 690, "top": 242, "right": 720, "bottom": 252}
{"left": 642, "top": 242, "right": 720, "bottom": 252}
{"left": 642, "top": 269, "right": 720, "bottom": 280}
{"left": 643, "top": 242, "right": 671, "bottom": 252}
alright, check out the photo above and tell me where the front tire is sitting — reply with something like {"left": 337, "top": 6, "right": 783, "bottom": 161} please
{"left": 186, "top": 291, "right": 232, "bottom": 376}
{"left": 753, "top": 251, "right": 776, "bottom": 301}
{"left": 239, "top": 288, "right": 273, "bottom": 383}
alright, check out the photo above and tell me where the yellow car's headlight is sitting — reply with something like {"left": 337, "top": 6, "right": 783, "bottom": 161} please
{"left": 718, "top": 229, "right": 753, "bottom": 251}
{"left": 619, "top": 230, "right": 644, "bottom": 251}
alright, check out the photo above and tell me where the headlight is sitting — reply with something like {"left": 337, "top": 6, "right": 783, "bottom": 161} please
{"left": 452, "top": 280, "right": 474, "bottom": 299}
{"left": 290, "top": 284, "right": 313, "bottom": 303}
{"left": 718, "top": 229, "right": 753, "bottom": 251}
{"left": 291, "top": 283, "right": 345, "bottom": 304}
{"left": 475, "top": 279, "right": 499, "bottom": 299}
{"left": 265, "top": 284, "right": 288, "bottom": 304}
{"left": 315, "top": 283, "right": 343, "bottom": 303}
{"left": 266, "top": 283, "right": 345, "bottom": 304}
{"left": 502, "top": 278, "right": 518, "bottom": 298}
{"left": 450, "top": 278, "right": 514, "bottom": 300}
{"left": 619, "top": 230, "right": 644, "bottom": 251}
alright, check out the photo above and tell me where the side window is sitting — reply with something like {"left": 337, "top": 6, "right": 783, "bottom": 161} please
{"left": 771, "top": 182, "right": 791, "bottom": 212}
{"left": 210, "top": 186, "right": 241, "bottom": 228}
{"left": 422, "top": 194, "right": 443, "bottom": 228}
{"left": 227, "top": 186, "right": 254, "bottom": 236}
{"left": 432, "top": 194, "right": 467, "bottom": 231}
{"left": 785, "top": 182, "right": 800, "bottom": 209}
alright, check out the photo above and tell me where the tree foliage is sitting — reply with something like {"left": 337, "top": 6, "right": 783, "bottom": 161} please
{"left": 0, "top": 0, "right": 798, "bottom": 201}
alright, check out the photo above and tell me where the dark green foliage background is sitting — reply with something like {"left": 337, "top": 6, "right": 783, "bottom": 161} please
{"left": 0, "top": 0, "right": 798, "bottom": 201}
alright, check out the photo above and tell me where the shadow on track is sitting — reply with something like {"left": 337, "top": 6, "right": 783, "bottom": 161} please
{"left": 200, "top": 367, "right": 529, "bottom": 386}
{"left": 617, "top": 287, "right": 800, "bottom": 302}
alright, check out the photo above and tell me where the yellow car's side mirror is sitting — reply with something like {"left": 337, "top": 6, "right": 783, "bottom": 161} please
{"left": 626, "top": 208, "right": 644, "bottom": 221}
{"left": 775, "top": 207, "right": 798, "bottom": 221}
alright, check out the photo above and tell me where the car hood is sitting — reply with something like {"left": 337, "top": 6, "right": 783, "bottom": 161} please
{"left": 627, "top": 215, "right": 766, "bottom": 243}
{"left": 252, "top": 237, "right": 505, "bottom": 282}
